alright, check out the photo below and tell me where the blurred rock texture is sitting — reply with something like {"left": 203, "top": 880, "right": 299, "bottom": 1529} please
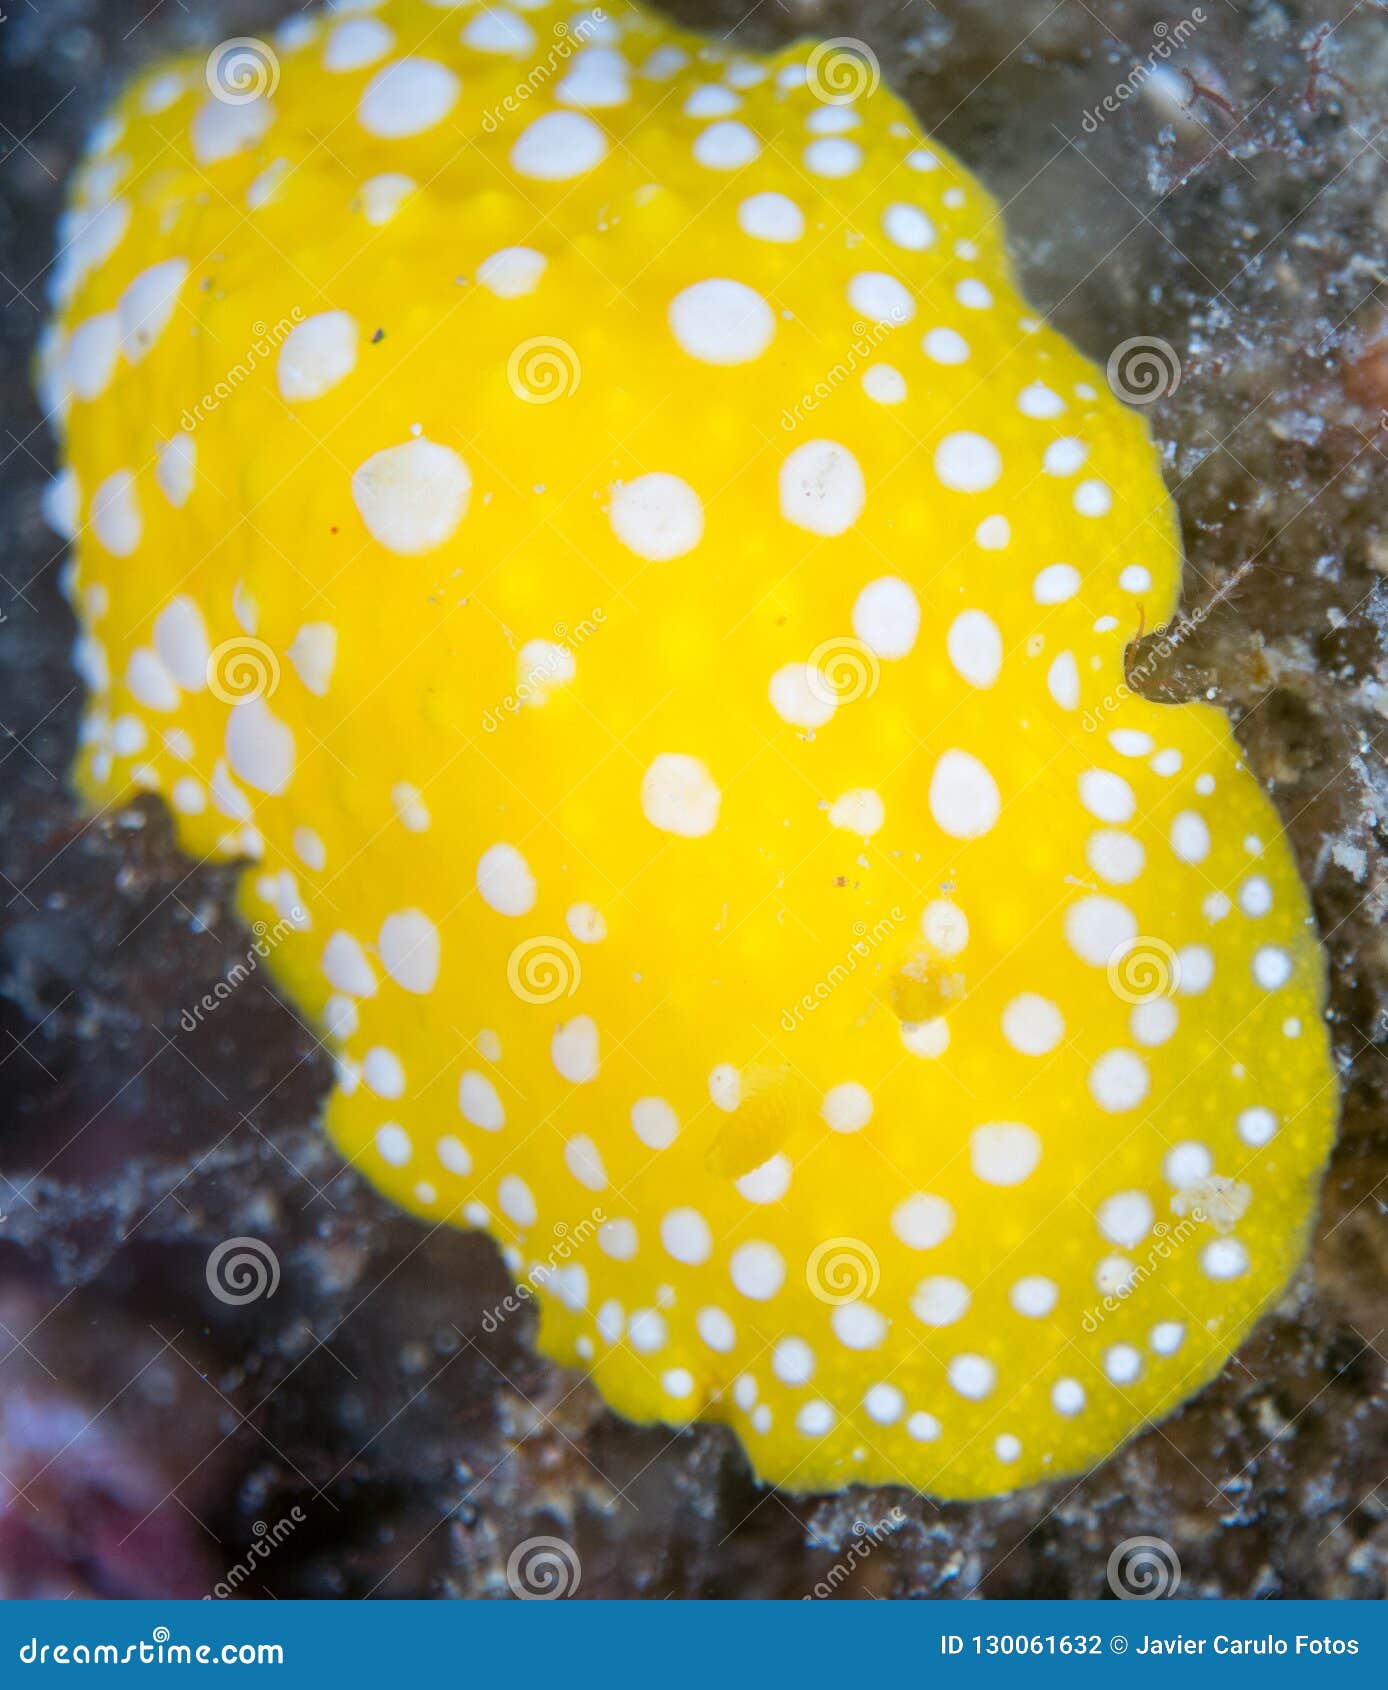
{"left": 0, "top": 0, "right": 1384, "bottom": 1599}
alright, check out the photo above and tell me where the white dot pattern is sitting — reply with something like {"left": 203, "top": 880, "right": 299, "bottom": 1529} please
{"left": 51, "top": 1, "right": 1334, "bottom": 1509}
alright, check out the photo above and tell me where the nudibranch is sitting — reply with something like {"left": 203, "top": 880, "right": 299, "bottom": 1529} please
{"left": 44, "top": 0, "right": 1337, "bottom": 1498}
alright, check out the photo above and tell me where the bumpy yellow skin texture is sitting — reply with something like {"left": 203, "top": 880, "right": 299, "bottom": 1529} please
{"left": 50, "top": 0, "right": 1336, "bottom": 1499}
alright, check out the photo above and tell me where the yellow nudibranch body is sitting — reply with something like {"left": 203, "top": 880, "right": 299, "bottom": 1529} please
{"left": 45, "top": 0, "right": 1336, "bottom": 1498}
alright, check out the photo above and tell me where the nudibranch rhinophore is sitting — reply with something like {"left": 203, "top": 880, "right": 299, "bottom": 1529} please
{"left": 44, "top": 0, "right": 1337, "bottom": 1498}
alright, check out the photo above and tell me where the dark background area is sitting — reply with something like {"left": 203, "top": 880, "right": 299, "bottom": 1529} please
{"left": 0, "top": 0, "right": 1384, "bottom": 1598}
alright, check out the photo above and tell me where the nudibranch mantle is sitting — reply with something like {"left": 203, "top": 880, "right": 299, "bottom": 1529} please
{"left": 46, "top": 0, "right": 1336, "bottom": 1498}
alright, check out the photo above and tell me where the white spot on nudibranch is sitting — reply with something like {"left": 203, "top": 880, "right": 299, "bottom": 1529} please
{"left": 351, "top": 440, "right": 471, "bottom": 555}
{"left": 324, "top": 16, "right": 394, "bottom": 73}
{"left": 463, "top": 10, "right": 537, "bottom": 56}
{"left": 935, "top": 432, "right": 1002, "bottom": 493}
{"left": 91, "top": 470, "right": 141, "bottom": 556}
{"left": 511, "top": 111, "right": 608, "bottom": 179}
{"left": 358, "top": 58, "right": 460, "bottom": 138}
{"left": 780, "top": 441, "right": 865, "bottom": 536}
{"left": 225, "top": 697, "right": 295, "bottom": 795}
{"left": 379, "top": 909, "right": 441, "bottom": 994}
{"left": 730, "top": 1241, "right": 785, "bottom": 1301}
{"left": 641, "top": 754, "right": 721, "bottom": 837}
{"left": 929, "top": 749, "right": 1000, "bottom": 838}
{"left": 891, "top": 1194, "right": 954, "bottom": 1250}
{"left": 476, "top": 843, "right": 537, "bottom": 917}
{"left": 821, "top": 1082, "right": 873, "bottom": 1134}
{"left": 669, "top": 279, "right": 775, "bottom": 366}
{"left": 287, "top": 623, "right": 337, "bottom": 696}
{"left": 551, "top": 1015, "right": 600, "bottom": 1083}
{"left": 118, "top": 259, "right": 187, "bottom": 363}
{"left": 609, "top": 473, "right": 704, "bottom": 561}
{"left": 852, "top": 577, "right": 918, "bottom": 658}
{"left": 970, "top": 1122, "right": 1042, "bottom": 1186}
{"left": 738, "top": 192, "right": 803, "bottom": 242}
{"left": 946, "top": 610, "right": 1002, "bottom": 688}
{"left": 476, "top": 247, "right": 547, "bottom": 298}
{"left": 277, "top": 310, "right": 359, "bottom": 402}
{"left": 156, "top": 436, "right": 196, "bottom": 508}
{"left": 459, "top": 1071, "right": 505, "bottom": 1130}
{"left": 828, "top": 789, "right": 884, "bottom": 836}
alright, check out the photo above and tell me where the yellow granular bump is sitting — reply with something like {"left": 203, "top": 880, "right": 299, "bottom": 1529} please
{"left": 46, "top": 0, "right": 1336, "bottom": 1498}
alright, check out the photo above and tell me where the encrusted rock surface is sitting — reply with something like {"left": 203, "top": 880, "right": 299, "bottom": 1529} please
{"left": 0, "top": 0, "right": 1383, "bottom": 1598}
